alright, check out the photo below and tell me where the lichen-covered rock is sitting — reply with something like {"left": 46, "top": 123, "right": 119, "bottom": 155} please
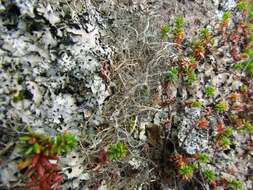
{"left": 175, "top": 107, "right": 209, "bottom": 155}
{"left": 0, "top": 0, "right": 111, "bottom": 188}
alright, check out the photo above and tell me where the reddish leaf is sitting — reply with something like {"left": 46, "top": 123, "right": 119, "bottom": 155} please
{"left": 98, "top": 149, "right": 108, "bottom": 165}
{"left": 37, "top": 163, "right": 45, "bottom": 177}
{"left": 198, "top": 118, "right": 209, "bottom": 129}
{"left": 31, "top": 154, "right": 40, "bottom": 168}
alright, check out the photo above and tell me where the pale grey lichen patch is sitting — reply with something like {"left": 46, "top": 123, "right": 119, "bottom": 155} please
{"left": 176, "top": 108, "right": 209, "bottom": 155}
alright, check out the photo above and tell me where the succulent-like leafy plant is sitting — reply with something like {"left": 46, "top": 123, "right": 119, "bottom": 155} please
{"left": 173, "top": 16, "right": 185, "bottom": 44}
{"left": 197, "top": 153, "right": 209, "bottom": 164}
{"left": 203, "top": 169, "right": 216, "bottom": 183}
{"left": 108, "top": 142, "right": 127, "bottom": 161}
{"left": 205, "top": 86, "right": 216, "bottom": 97}
{"left": 161, "top": 24, "right": 170, "bottom": 39}
{"left": 192, "top": 100, "right": 203, "bottom": 108}
{"left": 165, "top": 67, "right": 178, "bottom": 83}
{"left": 185, "top": 68, "right": 197, "bottom": 85}
{"left": 178, "top": 164, "right": 197, "bottom": 180}
{"left": 215, "top": 102, "right": 229, "bottom": 113}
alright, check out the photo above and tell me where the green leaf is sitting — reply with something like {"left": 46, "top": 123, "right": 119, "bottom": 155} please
{"left": 33, "top": 143, "right": 40, "bottom": 154}
{"left": 19, "top": 136, "right": 31, "bottom": 141}
{"left": 198, "top": 153, "right": 209, "bottom": 164}
{"left": 25, "top": 146, "right": 34, "bottom": 155}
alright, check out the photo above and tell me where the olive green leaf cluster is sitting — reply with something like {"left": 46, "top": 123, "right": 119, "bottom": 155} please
{"left": 18, "top": 130, "right": 78, "bottom": 157}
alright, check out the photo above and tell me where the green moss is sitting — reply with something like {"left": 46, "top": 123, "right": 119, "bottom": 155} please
{"left": 198, "top": 153, "right": 209, "bottom": 164}
{"left": 215, "top": 102, "right": 229, "bottom": 113}
{"left": 219, "top": 136, "right": 231, "bottom": 149}
{"left": 192, "top": 100, "right": 203, "bottom": 108}
{"left": 205, "top": 86, "right": 216, "bottom": 97}
{"left": 178, "top": 164, "right": 196, "bottom": 179}
{"left": 108, "top": 142, "right": 127, "bottom": 161}
{"left": 203, "top": 169, "right": 216, "bottom": 182}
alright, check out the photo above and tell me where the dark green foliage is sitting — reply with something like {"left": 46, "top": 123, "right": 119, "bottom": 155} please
{"left": 198, "top": 153, "right": 209, "bottom": 164}
{"left": 203, "top": 169, "right": 216, "bottom": 182}
{"left": 165, "top": 67, "right": 178, "bottom": 83}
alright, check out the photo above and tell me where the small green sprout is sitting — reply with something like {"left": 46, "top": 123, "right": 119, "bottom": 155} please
{"left": 228, "top": 179, "right": 243, "bottom": 190}
{"left": 173, "top": 16, "right": 185, "bottom": 43}
{"left": 178, "top": 164, "right": 196, "bottom": 180}
{"left": 161, "top": 24, "right": 170, "bottom": 39}
{"left": 222, "top": 11, "right": 232, "bottom": 22}
{"left": 108, "top": 142, "right": 127, "bottom": 161}
{"left": 215, "top": 102, "right": 229, "bottom": 113}
{"left": 165, "top": 67, "right": 178, "bottom": 83}
{"left": 203, "top": 169, "right": 216, "bottom": 182}
{"left": 189, "top": 56, "right": 197, "bottom": 64}
{"left": 175, "top": 16, "right": 185, "bottom": 30}
{"left": 198, "top": 153, "right": 209, "bottom": 164}
{"left": 219, "top": 136, "right": 231, "bottom": 149}
{"left": 192, "top": 100, "right": 203, "bottom": 108}
{"left": 185, "top": 68, "right": 197, "bottom": 85}
{"left": 241, "top": 121, "right": 253, "bottom": 134}
{"left": 236, "top": 1, "right": 248, "bottom": 11}
{"left": 223, "top": 127, "right": 233, "bottom": 137}
{"left": 205, "top": 86, "right": 216, "bottom": 97}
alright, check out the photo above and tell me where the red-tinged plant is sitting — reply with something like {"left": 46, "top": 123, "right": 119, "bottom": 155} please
{"left": 230, "top": 46, "right": 241, "bottom": 61}
{"left": 220, "top": 11, "right": 232, "bottom": 32}
{"left": 198, "top": 118, "right": 209, "bottom": 129}
{"left": 172, "top": 154, "right": 186, "bottom": 168}
{"left": 173, "top": 16, "right": 185, "bottom": 45}
{"left": 192, "top": 40, "right": 205, "bottom": 60}
{"left": 230, "top": 33, "right": 241, "bottom": 43}
{"left": 17, "top": 130, "right": 77, "bottom": 190}
{"left": 228, "top": 92, "right": 242, "bottom": 102}
{"left": 26, "top": 153, "right": 63, "bottom": 190}
{"left": 216, "top": 122, "right": 225, "bottom": 134}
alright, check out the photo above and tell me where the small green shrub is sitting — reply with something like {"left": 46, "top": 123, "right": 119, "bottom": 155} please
{"left": 222, "top": 11, "right": 232, "bottom": 22}
{"left": 108, "top": 142, "right": 127, "bottom": 161}
{"left": 228, "top": 179, "right": 243, "bottom": 190}
{"left": 185, "top": 68, "right": 197, "bottom": 85}
{"left": 205, "top": 86, "right": 216, "bottom": 97}
{"left": 178, "top": 164, "right": 196, "bottom": 180}
{"left": 198, "top": 153, "right": 209, "bottom": 164}
{"left": 192, "top": 100, "right": 203, "bottom": 108}
{"left": 236, "top": 1, "right": 248, "bottom": 11}
{"left": 203, "top": 169, "right": 216, "bottom": 182}
{"left": 165, "top": 67, "right": 178, "bottom": 83}
{"left": 219, "top": 136, "right": 231, "bottom": 148}
{"left": 161, "top": 24, "right": 170, "bottom": 39}
{"left": 215, "top": 102, "right": 229, "bottom": 113}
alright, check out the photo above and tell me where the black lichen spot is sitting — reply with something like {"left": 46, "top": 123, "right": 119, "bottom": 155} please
{"left": 3, "top": 4, "right": 21, "bottom": 30}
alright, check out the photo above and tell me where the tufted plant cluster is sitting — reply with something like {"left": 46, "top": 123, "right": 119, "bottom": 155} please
{"left": 17, "top": 130, "right": 77, "bottom": 190}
